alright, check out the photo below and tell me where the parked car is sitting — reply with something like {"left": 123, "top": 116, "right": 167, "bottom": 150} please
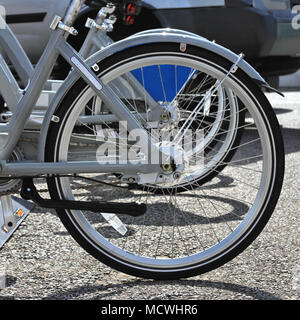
{"left": 1, "top": 0, "right": 300, "bottom": 86}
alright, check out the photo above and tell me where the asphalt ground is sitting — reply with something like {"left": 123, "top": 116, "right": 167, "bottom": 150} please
{"left": 0, "top": 90, "right": 299, "bottom": 301}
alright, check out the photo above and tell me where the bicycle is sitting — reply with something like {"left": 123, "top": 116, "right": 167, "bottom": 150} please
{"left": 0, "top": 0, "right": 284, "bottom": 279}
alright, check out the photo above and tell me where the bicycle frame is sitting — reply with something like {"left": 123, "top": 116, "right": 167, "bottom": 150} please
{"left": 0, "top": 0, "right": 277, "bottom": 179}
{"left": 0, "top": 0, "right": 159, "bottom": 178}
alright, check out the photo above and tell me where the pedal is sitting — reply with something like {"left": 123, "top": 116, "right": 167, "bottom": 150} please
{"left": 0, "top": 195, "right": 35, "bottom": 248}
{"left": 20, "top": 178, "right": 146, "bottom": 217}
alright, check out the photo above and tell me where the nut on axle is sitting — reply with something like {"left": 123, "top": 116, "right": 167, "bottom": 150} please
{"left": 161, "top": 163, "right": 172, "bottom": 172}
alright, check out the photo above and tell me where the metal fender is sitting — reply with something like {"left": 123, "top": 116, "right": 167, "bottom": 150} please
{"left": 37, "top": 28, "right": 280, "bottom": 161}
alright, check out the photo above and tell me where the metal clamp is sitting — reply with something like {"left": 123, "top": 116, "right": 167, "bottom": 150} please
{"left": 99, "top": 3, "right": 116, "bottom": 16}
{"left": 85, "top": 15, "right": 117, "bottom": 32}
{"left": 85, "top": 17, "right": 101, "bottom": 29}
{"left": 50, "top": 15, "right": 78, "bottom": 36}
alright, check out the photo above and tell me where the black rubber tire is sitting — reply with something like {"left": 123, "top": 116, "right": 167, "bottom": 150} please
{"left": 45, "top": 43, "right": 284, "bottom": 280}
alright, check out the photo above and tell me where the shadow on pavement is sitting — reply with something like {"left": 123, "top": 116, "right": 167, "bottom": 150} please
{"left": 42, "top": 278, "right": 281, "bottom": 300}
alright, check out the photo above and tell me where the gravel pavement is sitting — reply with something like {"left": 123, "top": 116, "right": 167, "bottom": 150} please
{"left": 0, "top": 90, "right": 299, "bottom": 300}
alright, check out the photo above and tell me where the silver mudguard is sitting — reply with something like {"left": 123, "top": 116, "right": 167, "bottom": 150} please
{"left": 37, "top": 28, "right": 276, "bottom": 161}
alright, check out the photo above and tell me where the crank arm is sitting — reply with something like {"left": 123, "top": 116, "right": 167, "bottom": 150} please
{"left": 20, "top": 178, "right": 145, "bottom": 217}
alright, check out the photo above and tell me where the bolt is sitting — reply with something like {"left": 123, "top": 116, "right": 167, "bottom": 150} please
{"left": 128, "top": 177, "right": 135, "bottom": 183}
{"left": 7, "top": 221, "right": 13, "bottom": 228}
{"left": 162, "top": 164, "right": 172, "bottom": 172}
{"left": 92, "top": 63, "right": 99, "bottom": 72}
{"left": 173, "top": 172, "right": 181, "bottom": 180}
{"left": 161, "top": 113, "right": 169, "bottom": 121}
{"left": 180, "top": 43, "right": 187, "bottom": 52}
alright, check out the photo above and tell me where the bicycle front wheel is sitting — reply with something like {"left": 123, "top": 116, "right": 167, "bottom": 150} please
{"left": 46, "top": 43, "right": 284, "bottom": 279}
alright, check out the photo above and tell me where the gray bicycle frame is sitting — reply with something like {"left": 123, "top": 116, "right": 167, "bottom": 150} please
{"left": 0, "top": 0, "right": 278, "bottom": 179}
{"left": 0, "top": 0, "right": 162, "bottom": 178}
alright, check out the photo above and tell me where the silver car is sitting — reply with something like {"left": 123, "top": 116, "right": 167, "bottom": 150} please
{"left": 1, "top": 0, "right": 300, "bottom": 83}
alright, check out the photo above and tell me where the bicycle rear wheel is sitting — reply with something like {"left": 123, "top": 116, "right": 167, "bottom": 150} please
{"left": 45, "top": 43, "right": 284, "bottom": 279}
